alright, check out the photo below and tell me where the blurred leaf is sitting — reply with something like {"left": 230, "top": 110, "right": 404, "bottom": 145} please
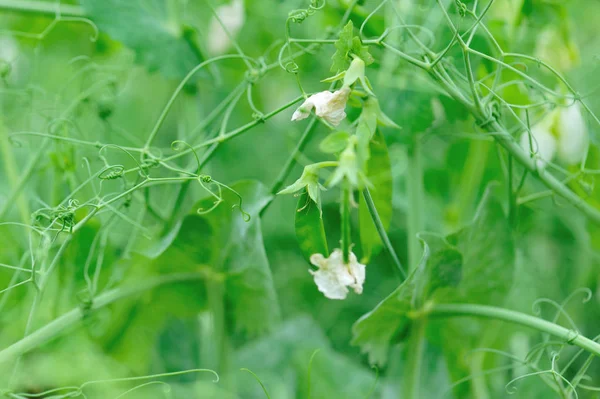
{"left": 330, "top": 21, "right": 374, "bottom": 73}
{"left": 445, "top": 188, "right": 515, "bottom": 305}
{"left": 319, "top": 131, "right": 350, "bottom": 154}
{"left": 295, "top": 192, "right": 329, "bottom": 260}
{"left": 351, "top": 271, "right": 417, "bottom": 365}
{"left": 359, "top": 130, "right": 392, "bottom": 262}
{"left": 82, "top": 0, "right": 202, "bottom": 79}
{"left": 187, "top": 180, "right": 280, "bottom": 335}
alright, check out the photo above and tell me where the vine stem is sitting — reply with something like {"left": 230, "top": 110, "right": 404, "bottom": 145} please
{"left": 0, "top": 0, "right": 84, "bottom": 17}
{"left": 362, "top": 188, "right": 406, "bottom": 278}
{"left": 404, "top": 133, "right": 426, "bottom": 399}
{"left": 0, "top": 273, "right": 205, "bottom": 365}
{"left": 425, "top": 304, "right": 600, "bottom": 357}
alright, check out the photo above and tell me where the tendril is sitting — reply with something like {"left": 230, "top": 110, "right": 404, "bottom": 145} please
{"left": 171, "top": 140, "right": 201, "bottom": 173}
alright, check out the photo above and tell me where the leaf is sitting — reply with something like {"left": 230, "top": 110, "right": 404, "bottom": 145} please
{"left": 295, "top": 191, "right": 329, "bottom": 260}
{"left": 82, "top": 0, "right": 202, "bottom": 79}
{"left": 445, "top": 189, "right": 515, "bottom": 305}
{"left": 428, "top": 188, "right": 515, "bottom": 395}
{"left": 330, "top": 21, "right": 374, "bottom": 73}
{"left": 156, "top": 180, "right": 280, "bottom": 335}
{"left": 359, "top": 130, "right": 393, "bottom": 262}
{"left": 319, "top": 131, "right": 351, "bottom": 154}
{"left": 351, "top": 271, "right": 417, "bottom": 365}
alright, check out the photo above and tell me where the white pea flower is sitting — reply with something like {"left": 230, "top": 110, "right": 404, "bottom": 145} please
{"left": 207, "top": 0, "right": 245, "bottom": 56}
{"left": 309, "top": 249, "right": 366, "bottom": 300}
{"left": 292, "top": 87, "right": 351, "bottom": 126}
{"left": 519, "top": 103, "right": 589, "bottom": 168}
{"left": 556, "top": 103, "right": 588, "bottom": 165}
{"left": 0, "top": 36, "right": 21, "bottom": 82}
{"left": 519, "top": 125, "right": 557, "bottom": 170}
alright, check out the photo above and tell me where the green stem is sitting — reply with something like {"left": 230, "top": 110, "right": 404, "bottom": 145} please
{"left": 404, "top": 134, "right": 426, "bottom": 399}
{"left": 404, "top": 319, "right": 426, "bottom": 399}
{"left": 362, "top": 188, "right": 406, "bottom": 278}
{"left": 341, "top": 182, "right": 352, "bottom": 264}
{"left": 0, "top": 0, "right": 84, "bottom": 17}
{"left": 0, "top": 273, "right": 205, "bottom": 365}
{"left": 426, "top": 304, "right": 600, "bottom": 357}
{"left": 406, "top": 134, "right": 424, "bottom": 271}
{"left": 452, "top": 140, "right": 489, "bottom": 225}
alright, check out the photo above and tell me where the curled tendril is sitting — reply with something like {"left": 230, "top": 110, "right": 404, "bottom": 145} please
{"left": 454, "top": 0, "right": 467, "bottom": 17}
{"left": 217, "top": 182, "right": 251, "bottom": 222}
{"left": 505, "top": 353, "right": 578, "bottom": 398}
{"left": 524, "top": 341, "right": 565, "bottom": 363}
{"left": 199, "top": 175, "right": 212, "bottom": 183}
{"left": 197, "top": 177, "right": 224, "bottom": 216}
{"left": 100, "top": 144, "right": 149, "bottom": 179}
{"left": 532, "top": 298, "right": 579, "bottom": 332}
{"left": 171, "top": 140, "right": 201, "bottom": 173}
{"left": 98, "top": 165, "right": 125, "bottom": 180}
{"left": 285, "top": 61, "right": 299, "bottom": 74}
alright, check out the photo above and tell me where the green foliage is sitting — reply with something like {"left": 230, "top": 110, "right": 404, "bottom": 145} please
{"left": 359, "top": 130, "right": 393, "bottom": 262}
{"left": 352, "top": 191, "right": 515, "bottom": 366}
{"left": 330, "top": 21, "right": 374, "bottom": 73}
{"left": 295, "top": 191, "right": 329, "bottom": 260}
{"left": 82, "top": 0, "right": 202, "bottom": 78}
{"left": 1, "top": 0, "right": 600, "bottom": 397}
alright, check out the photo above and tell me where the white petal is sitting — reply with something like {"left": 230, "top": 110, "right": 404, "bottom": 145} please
{"left": 309, "top": 253, "right": 327, "bottom": 268}
{"left": 291, "top": 98, "right": 316, "bottom": 122}
{"left": 557, "top": 103, "right": 588, "bottom": 165}
{"left": 310, "top": 269, "right": 349, "bottom": 300}
{"left": 347, "top": 252, "right": 366, "bottom": 294}
{"left": 207, "top": 0, "right": 245, "bottom": 55}
{"left": 292, "top": 88, "right": 350, "bottom": 126}
{"left": 308, "top": 249, "right": 366, "bottom": 299}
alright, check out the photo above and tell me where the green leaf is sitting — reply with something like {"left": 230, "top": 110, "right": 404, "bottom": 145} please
{"left": 351, "top": 271, "right": 417, "bottom": 365}
{"left": 445, "top": 189, "right": 515, "bottom": 305}
{"left": 82, "top": 0, "right": 202, "bottom": 79}
{"left": 156, "top": 180, "right": 280, "bottom": 335}
{"left": 429, "top": 188, "right": 515, "bottom": 395}
{"left": 330, "top": 21, "right": 374, "bottom": 73}
{"left": 359, "top": 130, "right": 393, "bottom": 262}
{"left": 319, "top": 131, "right": 350, "bottom": 154}
{"left": 295, "top": 191, "right": 329, "bottom": 260}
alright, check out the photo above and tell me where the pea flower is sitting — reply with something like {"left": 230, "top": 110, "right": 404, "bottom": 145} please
{"left": 309, "top": 249, "right": 366, "bottom": 300}
{"left": 519, "top": 103, "right": 588, "bottom": 168}
{"left": 277, "top": 165, "right": 326, "bottom": 213}
{"left": 519, "top": 124, "right": 557, "bottom": 170}
{"left": 556, "top": 103, "right": 588, "bottom": 165}
{"left": 208, "top": 0, "right": 245, "bottom": 55}
{"left": 291, "top": 87, "right": 351, "bottom": 126}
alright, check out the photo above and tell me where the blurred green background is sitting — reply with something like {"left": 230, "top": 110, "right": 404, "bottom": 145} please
{"left": 1, "top": 0, "right": 600, "bottom": 398}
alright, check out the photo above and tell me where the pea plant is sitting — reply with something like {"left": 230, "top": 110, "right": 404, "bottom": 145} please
{"left": 0, "top": 0, "right": 599, "bottom": 398}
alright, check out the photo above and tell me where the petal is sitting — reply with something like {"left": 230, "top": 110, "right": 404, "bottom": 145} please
{"left": 310, "top": 269, "right": 349, "bottom": 300}
{"left": 323, "top": 109, "right": 347, "bottom": 126}
{"left": 292, "top": 98, "right": 316, "bottom": 122}
{"left": 348, "top": 256, "right": 366, "bottom": 294}
{"left": 557, "top": 104, "right": 588, "bottom": 165}
{"left": 520, "top": 127, "right": 556, "bottom": 169}
{"left": 309, "top": 253, "right": 327, "bottom": 268}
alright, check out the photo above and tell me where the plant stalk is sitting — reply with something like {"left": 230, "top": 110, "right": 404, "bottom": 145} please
{"left": 426, "top": 304, "right": 600, "bottom": 357}
{"left": 0, "top": 273, "right": 205, "bottom": 365}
